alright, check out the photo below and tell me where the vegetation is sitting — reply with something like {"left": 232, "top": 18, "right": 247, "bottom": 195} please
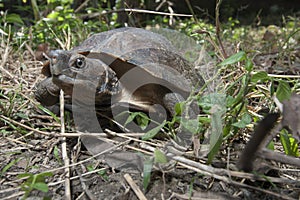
{"left": 0, "top": 0, "right": 299, "bottom": 199}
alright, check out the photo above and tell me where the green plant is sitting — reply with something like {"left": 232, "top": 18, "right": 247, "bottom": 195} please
{"left": 87, "top": 165, "right": 109, "bottom": 181}
{"left": 18, "top": 172, "right": 53, "bottom": 199}
{"left": 280, "top": 129, "right": 299, "bottom": 157}
{"left": 0, "top": 157, "right": 23, "bottom": 177}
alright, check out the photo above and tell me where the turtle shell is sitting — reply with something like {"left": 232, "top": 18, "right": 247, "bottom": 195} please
{"left": 38, "top": 27, "right": 204, "bottom": 110}
{"left": 75, "top": 27, "right": 204, "bottom": 96}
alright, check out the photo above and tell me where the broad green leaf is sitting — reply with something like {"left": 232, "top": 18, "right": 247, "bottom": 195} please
{"left": 218, "top": 51, "right": 246, "bottom": 66}
{"left": 142, "top": 121, "right": 166, "bottom": 140}
{"left": 154, "top": 149, "right": 168, "bottom": 164}
{"left": 276, "top": 81, "right": 291, "bottom": 102}
{"left": 245, "top": 59, "right": 253, "bottom": 72}
{"left": 123, "top": 112, "right": 136, "bottom": 127}
{"left": 181, "top": 118, "right": 201, "bottom": 134}
{"left": 38, "top": 172, "right": 53, "bottom": 177}
{"left": 47, "top": 11, "right": 59, "bottom": 19}
{"left": 17, "top": 173, "right": 32, "bottom": 179}
{"left": 251, "top": 71, "right": 269, "bottom": 83}
{"left": 122, "top": 112, "right": 150, "bottom": 129}
{"left": 5, "top": 14, "right": 24, "bottom": 25}
{"left": 267, "top": 141, "right": 274, "bottom": 150}
{"left": 208, "top": 105, "right": 223, "bottom": 163}
{"left": 143, "top": 158, "right": 153, "bottom": 190}
{"left": 135, "top": 112, "right": 149, "bottom": 130}
{"left": 33, "top": 182, "right": 49, "bottom": 193}
{"left": 174, "top": 102, "right": 185, "bottom": 115}
{"left": 232, "top": 113, "right": 252, "bottom": 128}
{"left": 199, "top": 93, "right": 227, "bottom": 114}
{"left": 280, "top": 130, "right": 299, "bottom": 157}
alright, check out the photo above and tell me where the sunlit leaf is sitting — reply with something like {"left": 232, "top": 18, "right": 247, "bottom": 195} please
{"left": 33, "top": 182, "right": 49, "bottom": 193}
{"left": 175, "top": 102, "right": 185, "bottom": 115}
{"left": 143, "top": 158, "right": 153, "bottom": 190}
{"left": 276, "top": 80, "right": 291, "bottom": 102}
{"left": 181, "top": 118, "right": 201, "bottom": 134}
{"left": 251, "top": 71, "right": 269, "bottom": 83}
{"left": 245, "top": 58, "right": 253, "bottom": 72}
{"left": 217, "top": 51, "right": 246, "bottom": 66}
{"left": 142, "top": 121, "right": 166, "bottom": 140}
{"left": 232, "top": 113, "right": 252, "bottom": 128}
{"left": 207, "top": 105, "right": 223, "bottom": 163}
{"left": 154, "top": 149, "right": 168, "bottom": 164}
{"left": 280, "top": 130, "right": 299, "bottom": 157}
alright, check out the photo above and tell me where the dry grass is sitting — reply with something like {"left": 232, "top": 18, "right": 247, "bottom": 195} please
{"left": 0, "top": 22, "right": 300, "bottom": 199}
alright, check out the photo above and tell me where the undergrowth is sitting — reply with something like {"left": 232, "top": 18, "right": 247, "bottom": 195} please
{"left": 0, "top": 1, "right": 299, "bottom": 199}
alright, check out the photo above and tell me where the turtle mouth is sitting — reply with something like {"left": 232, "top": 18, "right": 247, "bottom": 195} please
{"left": 52, "top": 75, "right": 75, "bottom": 95}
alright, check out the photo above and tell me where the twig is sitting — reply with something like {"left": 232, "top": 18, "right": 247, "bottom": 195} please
{"left": 177, "top": 162, "right": 295, "bottom": 200}
{"left": 124, "top": 173, "right": 147, "bottom": 200}
{"left": 140, "top": 143, "right": 297, "bottom": 184}
{"left": 80, "top": 8, "right": 193, "bottom": 20}
{"left": 259, "top": 149, "right": 300, "bottom": 168}
{"left": 185, "top": 0, "right": 198, "bottom": 23}
{"left": 60, "top": 90, "right": 71, "bottom": 200}
{"left": 267, "top": 74, "right": 300, "bottom": 78}
{"left": 0, "top": 28, "right": 19, "bottom": 84}
{"left": 74, "top": 0, "right": 91, "bottom": 13}
{"left": 215, "top": 0, "right": 227, "bottom": 58}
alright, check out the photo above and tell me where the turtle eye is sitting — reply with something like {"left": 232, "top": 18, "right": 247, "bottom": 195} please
{"left": 74, "top": 57, "right": 85, "bottom": 68}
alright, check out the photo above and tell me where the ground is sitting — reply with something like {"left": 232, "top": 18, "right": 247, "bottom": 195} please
{"left": 0, "top": 25, "right": 300, "bottom": 199}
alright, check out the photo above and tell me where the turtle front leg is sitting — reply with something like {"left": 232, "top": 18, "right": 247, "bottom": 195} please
{"left": 35, "top": 77, "right": 60, "bottom": 106}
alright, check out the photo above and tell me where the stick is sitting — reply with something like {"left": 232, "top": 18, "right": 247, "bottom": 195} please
{"left": 60, "top": 90, "right": 71, "bottom": 200}
{"left": 124, "top": 174, "right": 147, "bottom": 200}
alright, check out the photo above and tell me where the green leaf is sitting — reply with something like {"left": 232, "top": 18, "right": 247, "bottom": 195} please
{"left": 17, "top": 173, "right": 32, "bottom": 179}
{"left": 5, "top": 14, "right": 24, "bottom": 25}
{"left": 47, "top": 11, "right": 59, "bottom": 19}
{"left": 267, "top": 141, "right": 274, "bottom": 150}
{"left": 38, "top": 172, "right": 53, "bottom": 177}
{"left": 37, "top": 105, "right": 60, "bottom": 123}
{"left": 181, "top": 118, "right": 201, "bottom": 134}
{"left": 122, "top": 112, "right": 150, "bottom": 130}
{"left": 174, "top": 102, "right": 185, "bottom": 115}
{"left": 199, "top": 93, "right": 227, "bottom": 114}
{"left": 276, "top": 80, "right": 291, "bottom": 102}
{"left": 123, "top": 112, "right": 136, "bottom": 127}
{"left": 207, "top": 106, "right": 223, "bottom": 163}
{"left": 232, "top": 113, "right": 252, "bottom": 128}
{"left": 251, "top": 71, "right": 269, "bottom": 83}
{"left": 32, "top": 182, "right": 49, "bottom": 193}
{"left": 1, "top": 158, "right": 22, "bottom": 176}
{"left": 245, "top": 58, "right": 253, "bottom": 72}
{"left": 280, "top": 130, "right": 299, "bottom": 157}
{"left": 143, "top": 158, "right": 153, "bottom": 190}
{"left": 154, "top": 149, "right": 168, "bottom": 164}
{"left": 53, "top": 146, "right": 62, "bottom": 165}
{"left": 135, "top": 112, "right": 150, "bottom": 130}
{"left": 218, "top": 51, "right": 246, "bottom": 66}
{"left": 142, "top": 121, "right": 166, "bottom": 140}
{"left": 16, "top": 113, "right": 29, "bottom": 120}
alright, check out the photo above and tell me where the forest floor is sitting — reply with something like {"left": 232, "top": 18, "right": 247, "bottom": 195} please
{"left": 0, "top": 23, "right": 300, "bottom": 200}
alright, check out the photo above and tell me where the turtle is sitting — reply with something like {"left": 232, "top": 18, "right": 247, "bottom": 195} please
{"left": 35, "top": 27, "right": 205, "bottom": 145}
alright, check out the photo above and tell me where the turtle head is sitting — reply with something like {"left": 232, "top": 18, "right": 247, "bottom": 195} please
{"left": 42, "top": 50, "right": 120, "bottom": 103}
